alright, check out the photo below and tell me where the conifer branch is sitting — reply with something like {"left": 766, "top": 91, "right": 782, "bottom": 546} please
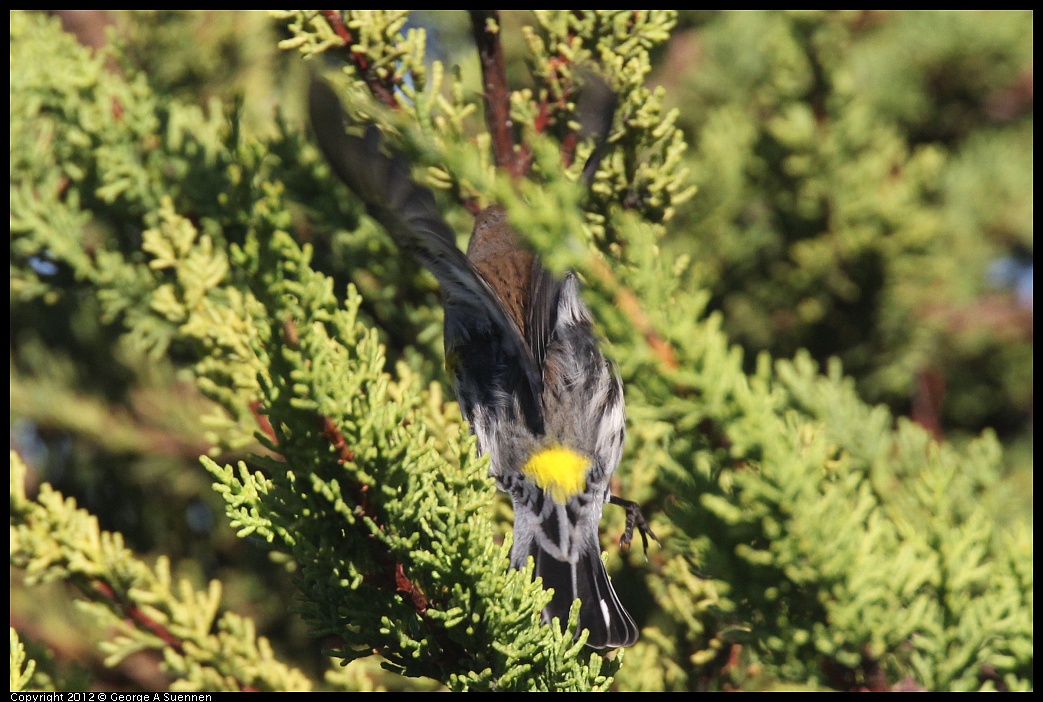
{"left": 320, "top": 10, "right": 399, "bottom": 109}
{"left": 10, "top": 452, "right": 310, "bottom": 692}
{"left": 469, "top": 10, "right": 529, "bottom": 178}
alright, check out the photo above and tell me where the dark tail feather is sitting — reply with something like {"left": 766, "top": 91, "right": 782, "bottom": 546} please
{"left": 533, "top": 544, "right": 639, "bottom": 649}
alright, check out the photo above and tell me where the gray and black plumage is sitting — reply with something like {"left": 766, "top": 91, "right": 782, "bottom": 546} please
{"left": 309, "top": 79, "right": 655, "bottom": 649}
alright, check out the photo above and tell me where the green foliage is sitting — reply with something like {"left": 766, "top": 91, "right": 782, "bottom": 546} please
{"left": 666, "top": 10, "right": 1032, "bottom": 441}
{"left": 10, "top": 9, "right": 1032, "bottom": 693}
{"left": 660, "top": 355, "right": 1032, "bottom": 690}
{"left": 11, "top": 452, "right": 312, "bottom": 691}
{"left": 518, "top": 11, "right": 695, "bottom": 229}
{"left": 10, "top": 628, "right": 37, "bottom": 692}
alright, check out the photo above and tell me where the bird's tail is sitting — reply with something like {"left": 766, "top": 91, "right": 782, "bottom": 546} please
{"left": 512, "top": 506, "right": 638, "bottom": 649}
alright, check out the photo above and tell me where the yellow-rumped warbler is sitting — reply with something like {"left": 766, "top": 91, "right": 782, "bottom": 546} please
{"left": 309, "top": 80, "right": 656, "bottom": 649}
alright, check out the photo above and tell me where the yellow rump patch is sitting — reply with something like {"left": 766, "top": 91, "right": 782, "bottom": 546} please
{"left": 521, "top": 445, "right": 590, "bottom": 504}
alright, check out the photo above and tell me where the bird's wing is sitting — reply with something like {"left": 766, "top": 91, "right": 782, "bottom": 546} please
{"left": 309, "top": 79, "right": 546, "bottom": 434}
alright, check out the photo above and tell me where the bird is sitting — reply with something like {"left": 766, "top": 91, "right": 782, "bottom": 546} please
{"left": 309, "top": 78, "right": 656, "bottom": 649}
